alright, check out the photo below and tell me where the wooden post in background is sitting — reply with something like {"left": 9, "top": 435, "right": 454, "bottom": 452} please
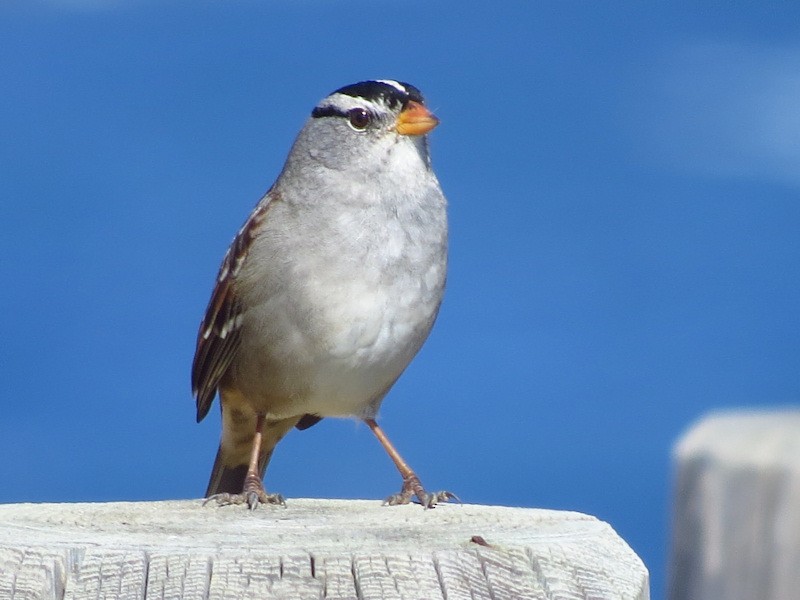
{"left": 0, "top": 499, "right": 648, "bottom": 599}
{"left": 669, "top": 409, "right": 800, "bottom": 600}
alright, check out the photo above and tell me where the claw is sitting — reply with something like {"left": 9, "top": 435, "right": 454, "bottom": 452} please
{"left": 203, "top": 491, "right": 286, "bottom": 509}
{"left": 420, "top": 490, "right": 460, "bottom": 509}
{"left": 202, "top": 473, "right": 285, "bottom": 509}
{"left": 383, "top": 473, "right": 458, "bottom": 508}
{"left": 382, "top": 492, "right": 411, "bottom": 507}
{"left": 203, "top": 492, "right": 238, "bottom": 507}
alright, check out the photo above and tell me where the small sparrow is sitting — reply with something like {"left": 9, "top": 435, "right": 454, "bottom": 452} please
{"left": 192, "top": 80, "right": 453, "bottom": 509}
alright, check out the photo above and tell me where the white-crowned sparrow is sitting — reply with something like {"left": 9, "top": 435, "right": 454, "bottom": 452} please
{"left": 192, "top": 80, "right": 453, "bottom": 509}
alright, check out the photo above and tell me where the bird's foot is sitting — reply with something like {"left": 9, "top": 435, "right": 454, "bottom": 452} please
{"left": 383, "top": 473, "right": 459, "bottom": 509}
{"left": 203, "top": 474, "right": 285, "bottom": 510}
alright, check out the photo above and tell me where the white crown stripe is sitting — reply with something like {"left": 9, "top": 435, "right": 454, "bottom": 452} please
{"left": 375, "top": 79, "right": 407, "bottom": 94}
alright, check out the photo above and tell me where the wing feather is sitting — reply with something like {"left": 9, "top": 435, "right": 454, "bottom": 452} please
{"left": 191, "top": 198, "right": 271, "bottom": 422}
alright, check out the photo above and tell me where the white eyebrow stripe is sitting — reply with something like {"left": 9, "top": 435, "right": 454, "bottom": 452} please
{"left": 376, "top": 79, "right": 407, "bottom": 94}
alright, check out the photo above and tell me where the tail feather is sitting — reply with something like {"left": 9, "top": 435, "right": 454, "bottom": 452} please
{"left": 204, "top": 411, "right": 300, "bottom": 498}
{"left": 205, "top": 445, "right": 275, "bottom": 497}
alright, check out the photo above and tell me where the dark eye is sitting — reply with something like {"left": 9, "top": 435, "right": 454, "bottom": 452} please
{"left": 347, "top": 107, "right": 370, "bottom": 130}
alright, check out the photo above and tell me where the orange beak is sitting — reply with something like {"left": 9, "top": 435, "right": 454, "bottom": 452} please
{"left": 395, "top": 100, "right": 439, "bottom": 136}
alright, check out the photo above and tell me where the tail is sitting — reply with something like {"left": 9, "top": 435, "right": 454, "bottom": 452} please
{"left": 204, "top": 406, "right": 300, "bottom": 498}
{"left": 205, "top": 445, "right": 276, "bottom": 496}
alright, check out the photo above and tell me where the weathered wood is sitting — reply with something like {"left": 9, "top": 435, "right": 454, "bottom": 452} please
{"left": 669, "top": 409, "right": 800, "bottom": 600}
{"left": 0, "top": 499, "right": 648, "bottom": 599}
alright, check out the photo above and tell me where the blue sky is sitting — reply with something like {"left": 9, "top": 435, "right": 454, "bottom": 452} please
{"left": 2, "top": 2, "right": 799, "bottom": 597}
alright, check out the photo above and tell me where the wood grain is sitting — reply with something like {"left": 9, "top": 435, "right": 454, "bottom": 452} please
{"left": 0, "top": 499, "right": 648, "bottom": 599}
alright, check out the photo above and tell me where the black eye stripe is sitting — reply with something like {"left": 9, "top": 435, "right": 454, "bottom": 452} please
{"left": 311, "top": 106, "right": 375, "bottom": 126}
{"left": 311, "top": 106, "right": 347, "bottom": 119}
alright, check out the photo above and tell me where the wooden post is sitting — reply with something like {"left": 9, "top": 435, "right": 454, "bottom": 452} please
{"left": 0, "top": 499, "right": 648, "bottom": 599}
{"left": 669, "top": 409, "right": 800, "bottom": 600}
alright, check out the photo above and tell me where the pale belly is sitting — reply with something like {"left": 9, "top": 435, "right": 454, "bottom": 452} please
{"left": 228, "top": 266, "right": 443, "bottom": 420}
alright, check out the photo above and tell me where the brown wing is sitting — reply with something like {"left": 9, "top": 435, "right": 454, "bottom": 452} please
{"left": 191, "top": 199, "right": 270, "bottom": 423}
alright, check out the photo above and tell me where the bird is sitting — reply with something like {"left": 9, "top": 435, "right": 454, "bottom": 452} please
{"left": 191, "top": 80, "right": 453, "bottom": 509}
